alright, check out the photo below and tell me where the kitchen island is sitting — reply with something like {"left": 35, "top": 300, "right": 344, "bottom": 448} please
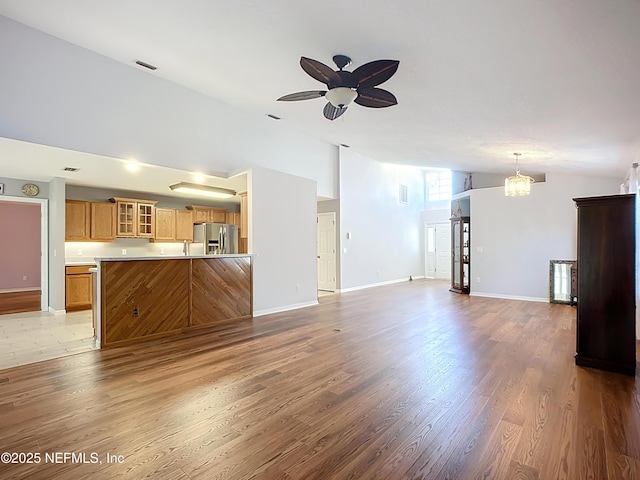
{"left": 94, "top": 255, "right": 252, "bottom": 348}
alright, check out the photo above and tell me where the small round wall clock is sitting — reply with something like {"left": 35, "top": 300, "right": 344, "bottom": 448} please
{"left": 21, "top": 183, "right": 39, "bottom": 196}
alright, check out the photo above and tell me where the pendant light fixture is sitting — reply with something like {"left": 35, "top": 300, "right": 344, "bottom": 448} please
{"left": 504, "top": 153, "right": 534, "bottom": 196}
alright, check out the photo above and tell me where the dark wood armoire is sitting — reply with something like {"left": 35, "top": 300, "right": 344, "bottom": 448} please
{"left": 573, "top": 194, "right": 636, "bottom": 376}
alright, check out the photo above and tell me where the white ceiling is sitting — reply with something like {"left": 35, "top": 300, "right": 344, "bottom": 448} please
{"left": 1, "top": 0, "right": 640, "bottom": 184}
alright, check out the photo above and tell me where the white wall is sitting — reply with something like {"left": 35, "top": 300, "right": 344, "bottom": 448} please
{"left": 471, "top": 173, "right": 620, "bottom": 301}
{"left": 0, "top": 16, "right": 339, "bottom": 199}
{"left": 339, "top": 148, "right": 425, "bottom": 290}
{"left": 249, "top": 167, "right": 318, "bottom": 315}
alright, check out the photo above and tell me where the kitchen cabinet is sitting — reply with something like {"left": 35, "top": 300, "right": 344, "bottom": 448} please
{"left": 186, "top": 205, "right": 228, "bottom": 224}
{"left": 90, "top": 202, "right": 116, "bottom": 241}
{"left": 239, "top": 192, "right": 248, "bottom": 238}
{"left": 152, "top": 208, "right": 194, "bottom": 242}
{"left": 65, "top": 265, "right": 94, "bottom": 311}
{"left": 573, "top": 194, "right": 636, "bottom": 376}
{"left": 450, "top": 216, "right": 470, "bottom": 294}
{"left": 66, "top": 200, "right": 115, "bottom": 241}
{"left": 226, "top": 212, "right": 240, "bottom": 226}
{"left": 154, "top": 208, "right": 176, "bottom": 241}
{"left": 110, "top": 197, "right": 157, "bottom": 238}
{"left": 238, "top": 192, "right": 248, "bottom": 253}
{"left": 175, "top": 210, "right": 194, "bottom": 242}
{"left": 65, "top": 200, "right": 90, "bottom": 240}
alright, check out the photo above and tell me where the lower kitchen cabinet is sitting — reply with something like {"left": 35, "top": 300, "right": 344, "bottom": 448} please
{"left": 65, "top": 265, "right": 94, "bottom": 311}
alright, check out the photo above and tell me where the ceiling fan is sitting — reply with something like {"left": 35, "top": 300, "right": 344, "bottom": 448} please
{"left": 277, "top": 55, "right": 399, "bottom": 120}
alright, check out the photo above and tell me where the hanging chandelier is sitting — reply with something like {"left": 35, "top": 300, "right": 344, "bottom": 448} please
{"left": 505, "top": 153, "right": 534, "bottom": 196}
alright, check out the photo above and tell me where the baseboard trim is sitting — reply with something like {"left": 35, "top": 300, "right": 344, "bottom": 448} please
{"left": 253, "top": 300, "right": 319, "bottom": 317}
{"left": 470, "top": 292, "right": 548, "bottom": 303}
{"left": 48, "top": 307, "right": 67, "bottom": 315}
{"left": 339, "top": 276, "right": 422, "bottom": 293}
{"left": 0, "top": 287, "right": 41, "bottom": 294}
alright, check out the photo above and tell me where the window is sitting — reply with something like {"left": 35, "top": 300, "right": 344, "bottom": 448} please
{"left": 399, "top": 184, "right": 408, "bottom": 204}
{"left": 425, "top": 170, "right": 452, "bottom": 201}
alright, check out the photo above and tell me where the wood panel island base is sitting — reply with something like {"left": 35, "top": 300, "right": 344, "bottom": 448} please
{"left": 95, "top": 255, "right": 252, "bottom": 348}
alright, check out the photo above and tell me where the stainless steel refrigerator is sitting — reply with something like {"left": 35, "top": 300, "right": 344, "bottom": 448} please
{"left": 192, "top": 223, "right": 239, "bottom": 255}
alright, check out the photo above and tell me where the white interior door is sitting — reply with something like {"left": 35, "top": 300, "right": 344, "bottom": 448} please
{"left": 435, "top": 223, "right": 451, "bottom": 280}
{"left": 317, "top": 212, "right": 336, "bottom": 291}
{"left": 425, "top": 224, "right": 436, "bottom": 278}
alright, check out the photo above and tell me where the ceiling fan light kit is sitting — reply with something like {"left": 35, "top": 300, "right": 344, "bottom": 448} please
{"left": 325, "top": 87, "right": 358, "bottom": 108}
{"left": 277, "top": 55, "right": 399, "bottom": 120}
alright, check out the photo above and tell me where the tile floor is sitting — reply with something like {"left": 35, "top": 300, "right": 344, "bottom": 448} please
{"left": 1, "top": 294, "right": 338, "bottom": 371}
{"left": 0, "top": 310, "right": 96, "bottom": 370}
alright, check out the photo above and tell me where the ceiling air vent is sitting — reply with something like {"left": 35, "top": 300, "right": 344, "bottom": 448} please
{"left": 135, "top": 60, "right": 157, "bottom": 71}
{"left": 63, "top": 167, "right": 79, "bottom": 172}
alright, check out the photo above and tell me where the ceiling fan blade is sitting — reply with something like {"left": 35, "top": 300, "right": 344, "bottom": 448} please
{"left": 323, "top": 102, "right": 348, "bottom": 121}
{"left": 352, "top": 60, "right": 400, "bottom": 88}
{"left": 300, "top": 57, "right": 341, "bottom": 86}
{"left": 354, "top": 87, "right": 398, "bottom": 108}
{"left": 277, "top": 90, "right": 326, "bottom": 101}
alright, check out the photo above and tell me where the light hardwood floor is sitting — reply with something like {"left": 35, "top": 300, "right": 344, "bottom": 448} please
{"left": 0, "top": 309, "right": 96, "bottom": 370}
{"left": 0, "top": 279, "right": 638, "bottom": 479}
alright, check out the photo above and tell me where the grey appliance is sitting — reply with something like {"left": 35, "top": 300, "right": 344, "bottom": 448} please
{"left": 192, "top": 223, "right": 239, "bottom": 255}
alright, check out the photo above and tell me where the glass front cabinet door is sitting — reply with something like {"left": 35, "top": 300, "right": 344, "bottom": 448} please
{"left": 450, "top": 216, "right": 470, "bottom": 294}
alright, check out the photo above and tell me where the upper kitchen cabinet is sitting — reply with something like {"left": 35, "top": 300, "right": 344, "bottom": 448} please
{"left": 226, "top": 212, "right": 240, "bottom": 226}
{"left": 154, "top": 208, "right": 176, "bottom": 241}
{"left": 153, "top": 207, "right": 193, "bottom": 242}
{"left": 66, "top": 200, "right": 90, "bottom": 240}
{"left": 239, "top": 192, "right": 248, "bottom": 239}
{"left": 90, "top": 202, "right": 116, "bottom": 241}
{"left": 110, "top": 197, "right": 157, "bottom": 238}
{"left": 175, "top": 209, "right": 194, "bottom": 242}
{"left": 186, "top": 205, "right": 228, "bottom": 224}
{"left": 151, "top": 208, "right": 194, "bottom": 243}
{"left": 66, "top": 200, "right": 115, "bottom": 241}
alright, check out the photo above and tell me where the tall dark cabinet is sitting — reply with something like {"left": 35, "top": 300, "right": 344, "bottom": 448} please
{"left": 573, "top": 194, "right": 636, "bottom": 376}
{"left": 450, "top": 216, "right": 470, "bottom": 294}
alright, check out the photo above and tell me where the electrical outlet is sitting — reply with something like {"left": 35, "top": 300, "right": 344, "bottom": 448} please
{"left": 476, "top": 277, "right": 481, "bottom": 283}
{"left": 77, "top": 249, "right": 83, "bottom": 256}
{"left": 159, "top": 248, "right": 165, "bottom": 255}
{"left": 132, "top": 307, "right": 138, "bottom": 317}
{"left": 122, "top": 249, "right": 127, "bottom": 255}
{"left": 22, "top": 275, "right": 28, "bottom": 281}
{"left": 296, "top": 284, "right": 300, "bottom": 292}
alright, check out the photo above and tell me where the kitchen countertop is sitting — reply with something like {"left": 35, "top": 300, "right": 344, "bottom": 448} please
{"left": 95, "top": 254, "right": 253, "bottom": 262}
{"left": 66, "top": 261, "right": 98, "bottom": 266}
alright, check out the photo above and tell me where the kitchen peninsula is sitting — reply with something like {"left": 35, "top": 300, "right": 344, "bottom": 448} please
{"left": 94, "top": 254, "right": 252, "bottom": 348}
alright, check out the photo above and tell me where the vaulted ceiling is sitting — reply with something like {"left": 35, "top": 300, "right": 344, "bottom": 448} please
{"left": 2, "top": 0, "right": 640, "bottom": 185}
